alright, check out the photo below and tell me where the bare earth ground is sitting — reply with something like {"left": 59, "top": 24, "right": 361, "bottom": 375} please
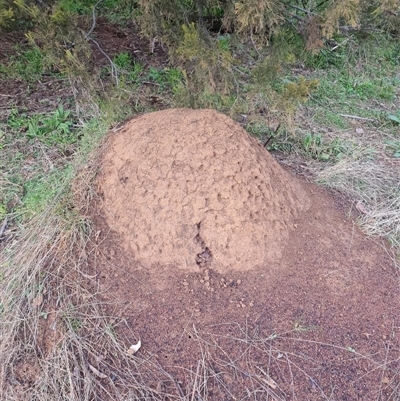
{"left": 85, "top": 109, "right": 400, "bottom": 400}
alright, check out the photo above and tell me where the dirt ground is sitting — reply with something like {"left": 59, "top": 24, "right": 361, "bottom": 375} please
{"left": 87, "top": 109, "right": 400, "bottom": 400}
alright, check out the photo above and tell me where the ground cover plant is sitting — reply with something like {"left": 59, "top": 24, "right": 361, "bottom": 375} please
{"left": 0, "top": 0, "right": 399, "bottom": 399}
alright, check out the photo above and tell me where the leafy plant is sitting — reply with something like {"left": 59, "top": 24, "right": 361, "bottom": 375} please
{"left": 113, "top": 51, "right": 132, "bottom": 69}
{"left": 388, "top": 113, "right": 400, "bottom": 125}
{"left": 385, "top": 140, "right": 400, "bottom": 158}
{"left": 26, "top": 105, "right": 75, "bottom": 147}
{"left": 146, "top": 66, "right": 184, "bottom": 92}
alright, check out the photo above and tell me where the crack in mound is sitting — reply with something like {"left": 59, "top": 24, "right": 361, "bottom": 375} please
{"left": 194, "top": 222, "right": 213, "bottom": 268}
{"left": 98, "top": 109, "right": 310, "bottom": 272}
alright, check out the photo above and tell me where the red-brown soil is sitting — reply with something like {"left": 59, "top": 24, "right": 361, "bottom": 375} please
{"left": 90, "top": 109, "right": 400, "bottom": 400}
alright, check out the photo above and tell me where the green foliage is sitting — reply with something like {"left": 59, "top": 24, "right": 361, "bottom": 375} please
{"left": 146, "top": 66, "right": 184, "bottom": 93}
{"left": 113, "top": 51, "right": 132, "bottom": 69}
{"left": 388, "top": 113, "right": 400, "bottom": 124}
{"left": 25, "top": 105, "right": 75, "bottom": 148}
{"left": 177, "top": 22, "right": 234, "bottom": 97}
{"left": 385, "top": 140, "right": 400, "bottom": 157}
{"left": 0, "top": 48, "right": 44, "bottom": 81}
{"left": 0, "top": 202, "right": 6, "bottom": 220}
{"left": 5, "top": 0, "right": 93, "bottom": 79}
{"left": 0, "top": 0, "right": 14, "bottom": 29}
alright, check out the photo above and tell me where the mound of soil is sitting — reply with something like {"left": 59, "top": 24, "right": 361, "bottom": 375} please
{"left": 90, "top": 109, "right": 399, "bottom": 400}
{"left": 98, "top": 109, "right": 310, "bottom": 272}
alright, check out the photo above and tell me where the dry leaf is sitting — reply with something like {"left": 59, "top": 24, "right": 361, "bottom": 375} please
{"left": 128, "top": 340, "right": 141, "bottom": 355}
{"left": 257, "top": 367, "right": 277, "bottom": 389}
{"left": 32, "top": 294, "right": 43, "bottom": 308}
{"left": 89, "top": 364, "right": 107, "bottom": 379}
{"left": 382, "top": 377, "right": 390, "bottom": 385}
{"left": 355, "top": 201, "right": 368, "bottom": 214}
{"left": 261, "top": 376, "right": 277, "bottom": 389}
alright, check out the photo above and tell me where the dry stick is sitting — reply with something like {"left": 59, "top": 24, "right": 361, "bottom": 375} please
{"left": 85, "top": 0, "right": 119, "bottom": 86}
{"left": 0, "top": 216, "right": 7, "bottom": 239}
{"left": 339, "top": 114, "right": 375, "bottom": 121}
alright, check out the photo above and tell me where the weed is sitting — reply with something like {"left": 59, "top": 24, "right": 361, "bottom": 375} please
{"left": 113, "top": 51, "right": 132, "bottom": 69}
{"left": 25, "top": 105, "right": 75, "bottom": 148}
{"left": 387, "top": 113, "right": 400, "bottom": 125}
{"left": 146, "top": 66, "right": 184, "bottom": 93}
{"left": 385, "top": 140, "right": 400, "bottom": 158}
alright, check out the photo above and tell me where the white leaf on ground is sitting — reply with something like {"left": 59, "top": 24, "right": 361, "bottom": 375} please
{"left": 89, "top": 364, "right": 107, "bottom": 379}
{"left": 128, "top": 339, "right": 141, "bottom": 355}
{"left": 261, "top": 376, "right": 277, "bottom": 389}
{"left": 356, "top": 200, "right": 368, "bottom": 214}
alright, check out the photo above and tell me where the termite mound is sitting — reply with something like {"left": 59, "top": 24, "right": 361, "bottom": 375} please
{"left": 97, "top": 109, "right": 310, "bottom": 272}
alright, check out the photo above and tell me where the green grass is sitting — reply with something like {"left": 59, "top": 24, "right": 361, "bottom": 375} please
{"left": 313, "top": 110, "right": 349, "bottom": 129}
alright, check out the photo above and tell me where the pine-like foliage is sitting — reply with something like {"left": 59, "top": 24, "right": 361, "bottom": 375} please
{"left": 322, "top": 0, "right": 361, "bottom": 39}
{"left": 228, "top": 0, "right": 284, "bottom": 39}
{"left": 0, "top": 0, "right": 13, "bottom": 29}
{"left": 177, "top": 22, "right": 233, "bottom": 95}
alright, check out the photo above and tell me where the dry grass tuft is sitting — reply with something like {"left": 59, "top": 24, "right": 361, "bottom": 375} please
{"left": 316, "top": 151, "right": 400, "bottom": 265}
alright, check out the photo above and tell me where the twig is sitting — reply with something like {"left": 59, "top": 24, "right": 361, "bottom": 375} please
{"left": 250, "top": 31, "right": 260, "bottom": 58}
{"left": 88, "top": 38, "right": 119, "bottom": 87}
{"left": 86, "top": 0, "right": 103, "bottom": 38}
{"left": 0, "top": 216, "right": 8, "bottom": 239}
{"left": 287, "top": 3, "right": 317, "bottom": 16}
{"left": 339, "top": 114, "right": 375, "bottom": 121}
{"left": 330, "top": 38, "right": 349, "bottom": 51}
{"left": 85, "top": 0, "right": 119, "bottom": 86}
